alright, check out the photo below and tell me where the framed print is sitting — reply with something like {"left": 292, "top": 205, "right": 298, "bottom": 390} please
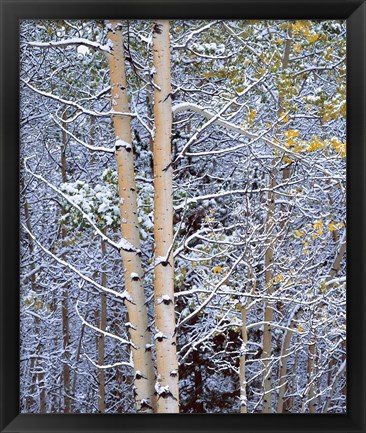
{"left": 1, "top": 0, "right": 365, "bottom": 432}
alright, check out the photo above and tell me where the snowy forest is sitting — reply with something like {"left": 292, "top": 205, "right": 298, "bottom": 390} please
{"left": 20, "top": 19, "right": 346, "bottom": 414}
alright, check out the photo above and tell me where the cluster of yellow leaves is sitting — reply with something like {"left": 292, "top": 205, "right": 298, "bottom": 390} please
{"left": 295, "top": 219, "right": 344, "bottom": 247}
{"left": 292, "top": 21, "right": 310, "bottom": 35}
{"left": 279, "top": 112, "right": 289, "bottom": 123}
{"left": 283, "top": 129, "right": 304, "bottom": 156}
{"left": 304, "top": 136, "right": 346, "bottom": 158}
{"left": 313, "top": 219, "right": 323, "bottom": 235}
{"left": 302, "top": 240, "right": 311, "bottom": 254}
{"left": 328, "top": 221, "right": 344, "bottom": 231}
{"left": 274, "top": 274, "right": 284, "bottom": 284}
{"left": 331, "top": 137, "right": 346, "bottom": 158}
{"left": 307, "top": 139, "right": 325, "bottom": 152}
{"left": 291, "top": 21, "right": 320, "bottom": 44}
{"left": 247, "top": 108, "right": 257, "bottom": 125}
{"left": 212, "top": 266, "right": 223, "bottom": 274}
{"left": 284, "top": 129, "right": 300, "bottom": 145}
{"left": 323, "top": 99, "right": 346, "bottom": 121}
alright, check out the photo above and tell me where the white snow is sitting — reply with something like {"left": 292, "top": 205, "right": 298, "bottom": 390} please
{"left": 115, "top": 138, "right": 132, "bottom": 151}
{"left": 154, "top": 330, "right": 167, "bottom": 340}
{"left": 157, "top": 295, "right": 172, "bottom": 304}
{"left": 155, "top": 381, "right": 170, "bottom": 396}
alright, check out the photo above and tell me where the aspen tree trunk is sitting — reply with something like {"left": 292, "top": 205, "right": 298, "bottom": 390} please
{"left": 22, "top": 184, "right": 46, "bottom": 413}
{"left": 72, "top": 313, "right": 87, "bottom": 398}
{"left": 60, "top": 111, "right": 71, "bottom": 413}
{"left": 152, "top": 20, "right": 179, "bottom": 413}
{"left": 105, "top": 21, "right": 156, "bottom": 413}
{"left": 239, "top": 306, "right": 248, "bottom": 413}
{"left": 261, "top": 174, "right": 276, "bottom": 413}
{"left": 239, "top": 270, "right": 255, "bottom": 413}
{"left": 146, "top": 90, "right": 155, "bottom": 173}
{"left": 97, "top": 238, "right": 107, "bottom": 413}
{"left": 276, "top": 308, "right": 301, "bottom": 413}
{"left": 278, "top": 33, "right": 292, "bottom": 230}
{"left": 323, "top": 359, "right": 346, "bottom": 413}
{"left": 307, "top": 341, "right": 317, "bottom": 413}
{"left": 283, "top": 339, "right": 298, "bottom": 413}
{"left": 276, "top": 328, "right": 293, "bottom": 413}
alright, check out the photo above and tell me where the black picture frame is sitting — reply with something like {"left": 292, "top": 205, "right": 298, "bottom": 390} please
{"left": 1, "top": 1, "right": 365, "bottom": 432}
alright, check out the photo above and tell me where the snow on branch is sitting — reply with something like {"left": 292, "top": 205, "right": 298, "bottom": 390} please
{"left": 76, "top": 301, "right": 136, "bottom": 348}
{"left": 21, "top": 79, "right": 136, "bottom": 119}
{"left": 21, "top": 223, "right": 134, "bottom": 304}
{"left": 177, "top": 249, "right": 247, "bottom": 328}
{"left": 173, "top": 73, "right": 268, "bottom": 161}
{"left": 24, "top": 157, "right": 139, "bottom": 255}
{"left": 51, "top": 115, "right": 115, "bottom": 154}
{"left": 28, "top": 37, "right": 113, "bottom": 54}
{"left": 172, "top": 101, "right": 333, "bottom": 177}
{"left": 84, "top": 353, "right": 133, "bottom": 370}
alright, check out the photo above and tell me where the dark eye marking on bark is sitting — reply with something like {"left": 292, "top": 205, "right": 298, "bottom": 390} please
{"left": 162, "top": 162, "right": 172, "bottom": 172}
{"left": 153, "top": 23, "right": 163, "bottom": 34}
{"left": 140, "top": 400, "right": 153, "bottom": 410}
{"left": 155, "top": 334, "right": 167, "bottom": 342}
{"left": 155, "top": 388, "right": 177, "bottom": 401}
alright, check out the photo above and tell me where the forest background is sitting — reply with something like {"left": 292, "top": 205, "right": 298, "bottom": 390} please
{"left": 20, "top": 19, "right": 346, "bottom": 414}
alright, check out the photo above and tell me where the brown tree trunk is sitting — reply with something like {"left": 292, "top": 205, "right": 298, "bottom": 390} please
{"left": 152, "top": 20, "right": 179, "bottom": 413}
{"left": 261, "top": 174, "right": 276, "bottom": 413}
{"left": 307, "top": 341, "right": 317, "bottom": 413}
{"left": 97, "top": 238, "right": 107, "bottom": 413}
{"left": 239, "top": 306, "right": 248, "bottom": 413}
{"left": 276, "top": 308, "right": 301, "bottom": 413}
{"left": 61, "top": 110, "right": 71, "bottom": 413}
{"left": 105, "top": 20, "right": 156, "bottom": 413}
{"left": 22, "top": 185, "right": 46, "bottom": 412}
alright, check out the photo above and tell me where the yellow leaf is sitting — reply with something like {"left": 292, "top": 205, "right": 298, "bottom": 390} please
{"left": 313, "top": 219, "right": 323, "bottom": 235}
{"left": 284, "top": 129, "right": 300, "bottom": 139}
{"left": 213, "top": 266, "right": 223, "bottom": 274}
{"left": 274, "top": 274, "right": 284, "bottom": 283}
{"left": 283, "top": 156, "right": 293, "bottom": 164}
{"left": 328, "top": 221, "right": 337, "bottom": 231}
{"left": 307, "top": 33, "right": 319, "bottom": 43}
{"left": 307, "top": 140, "right": 323, "bottom": 152}
{"left": 298, "top": 325, "right": 303, "bottom": 332}
{"left": 294, "top": 230, "right": 303, "bottom": 237}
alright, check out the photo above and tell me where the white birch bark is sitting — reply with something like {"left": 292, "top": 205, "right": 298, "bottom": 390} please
{"left": 152, "top": 20, "right": 179, "bottom": 413}
{"left": 105, "top": 20, "right": 156, "bottom": 413}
